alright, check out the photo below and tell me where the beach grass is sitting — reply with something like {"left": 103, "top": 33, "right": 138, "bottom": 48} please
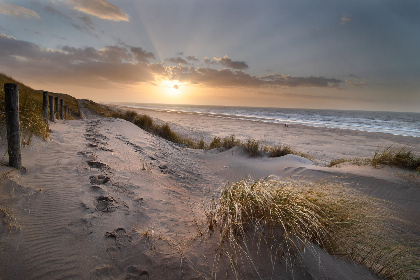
{"left": 329, "top": 146, "right": 420, "bottom": 171}
{"left": 0, "top": 73, "right": 49, "bottom": 142}
{"left": 207, "top": 176, "right": 419, "bottom": 279}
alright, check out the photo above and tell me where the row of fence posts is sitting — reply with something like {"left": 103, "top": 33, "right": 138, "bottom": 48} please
{"left": 4, "top": 83, "right": 72, "bottom": 169}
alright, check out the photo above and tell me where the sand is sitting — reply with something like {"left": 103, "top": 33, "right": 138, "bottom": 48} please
{"left": 0, "top": 105, "right": 419, "bottom": 280}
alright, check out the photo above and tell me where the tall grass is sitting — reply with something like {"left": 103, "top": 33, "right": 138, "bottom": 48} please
{"left": 0, "top": 73, "right": 49, "bottom": 142}
{"left": 329, "top": 146, "right": 420, "bottom": 171}
{"left": 208, "top": 177, "right": 419, "bottom": 279}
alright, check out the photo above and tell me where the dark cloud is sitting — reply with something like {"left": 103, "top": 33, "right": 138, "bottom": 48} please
{"left": 204, "top": 57, "right": 217, "bottom": 65}
{"left": 349, "top": 74, "right": 358, "bottom": 78}
{"left": 0, "top": 2, "right": 40, "bottom": 19}
{"left": 186, "top": 55, "right": 199, "bottom": 62}
{"left": 168, "top": 65, "right": 342, "bottom": 89}
{"left": 176, "top": 52, "right": 184, "bottom": 56}
{"left": 0, "top": 34, "right": 344, "bottom": 91}
{"left": 165, "top": 57, "right": 189, "bottom": 65}
{"left": 214, "top": 55, "right": 249, "bottom": 70}
{"left": 44, "top": 4, "right": 71, "bottom": 20}
{"left": 130, "top": 47, "right": 155, "bottom": 63}
{"left": 78, "top": 15, "right": 95, "bottom": 30}
{"left": 0, "top": 34, "right": 156, "bottom": 87}
{"left": 69, "top": 0, "right": 129, "bottom": 22}
{"left": 260, "top": 74, "right": 342, "bottom": 88}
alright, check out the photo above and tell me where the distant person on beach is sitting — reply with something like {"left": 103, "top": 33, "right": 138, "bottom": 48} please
{"left": 284, "top": 124, "right": 289, "bottom": 130}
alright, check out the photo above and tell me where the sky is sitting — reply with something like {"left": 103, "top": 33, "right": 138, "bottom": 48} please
{"left": 0, "top": 0, "right": 419, "bottom": 112}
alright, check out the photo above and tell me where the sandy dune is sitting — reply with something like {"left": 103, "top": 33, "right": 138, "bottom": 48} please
{"left": 0, "top": 111, "right": 419, "bottom": 279}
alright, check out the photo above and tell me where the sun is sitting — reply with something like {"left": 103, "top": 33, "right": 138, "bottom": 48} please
{"left": 160, "top": 80, "right": 182, "bottom": 96}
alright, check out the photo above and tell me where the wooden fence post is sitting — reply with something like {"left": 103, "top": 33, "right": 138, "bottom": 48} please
{"left": 4, "top": 83, "right": 22, "bottom": 169}
{"left": 64, "top": 105, "right": 68, "bottom": 119}
{"left": 49, "top": 95, "right": 55, "bottom": 122}
{"left": 59, "top": 99, "right": 64, "bottom": 119}
{"left": 43, "top": 91, "right": 48, "bottom": 124}
{"left": 54, "top": 96, "right": 59, "bottom": 119}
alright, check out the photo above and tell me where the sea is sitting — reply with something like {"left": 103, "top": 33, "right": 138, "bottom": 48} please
{"left": 119, "top": 103, "right": 420, "bottom": 138}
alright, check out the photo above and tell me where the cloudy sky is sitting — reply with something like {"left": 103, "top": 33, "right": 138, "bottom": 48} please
{"left": 0, "top": 0, "right": 419, "bottom": 112}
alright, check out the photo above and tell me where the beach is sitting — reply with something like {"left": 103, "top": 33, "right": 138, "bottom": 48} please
{"left": 113, "top": 105, "right": 420, "bottom": 166}
{"left": 0, "top": 106, "right": 419, "bottom": 279}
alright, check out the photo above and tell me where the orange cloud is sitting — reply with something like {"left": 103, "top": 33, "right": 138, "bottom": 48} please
{"left": 0, "top": 2, "right": 40, "bottom": 19}
{"left": 68, "top": 0, "right": 129, "bottom": 22}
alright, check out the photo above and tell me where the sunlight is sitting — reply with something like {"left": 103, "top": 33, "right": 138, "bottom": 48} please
{"left": 160, "top": 80, "right": 182, "bottom": 96}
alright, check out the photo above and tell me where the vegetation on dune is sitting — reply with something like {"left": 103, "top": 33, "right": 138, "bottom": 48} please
{"left": 329, "top": 145, "right": 420, "bottom": 172}
{"left": 0, "top": 73, "right": 49, "bottom": 142}
{"left": 205, "top": 176, "right": 419, "bottom": 279}
{"left": 81, "top": 99, "right": 115, "bottom": 118}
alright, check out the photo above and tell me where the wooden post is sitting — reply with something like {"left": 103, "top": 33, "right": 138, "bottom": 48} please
{"left": 64, "top": 105, "right": 68, "bottom": 119}
{"left": 4, "top": 83, "right": 22, "bottom": 169}
{"left": 59, "top": 99, "right": 64, "bottom": 119}
{"left": 43, "top": 91, "right": 48, "bottom": 124}
{"left": 49, "top": 95, "right": 55, "bottom": 122}
{"left": 54, "top": 96, "right": 59, "bottom": 119}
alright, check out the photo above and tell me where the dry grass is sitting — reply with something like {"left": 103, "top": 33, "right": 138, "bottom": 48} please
{"left": 0, "top": 73, "right": 49, "bottom": 142}
{"left": 81, "top": 99, "right": 115, "bottom": 117}
{"left": 208, "top": 176, "right": 419, "bottom": 279}
{"left": 329, "top": 146, "right": 420, "bottom": 172}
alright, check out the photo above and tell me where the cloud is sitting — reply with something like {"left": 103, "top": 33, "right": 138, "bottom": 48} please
{"left": 0, "top": 34, "right": 344, "bottom": 91}
{"left": 44, "top": 3, "right": 71, "bottom": 20}
{"left": 214, "top": 55, "right": 249, "bottom": 70}
{"left": 0, "top": 2, "right": 40, "bottom": 19}
{"left": 340, "top": 13, "right": 352, "bottom": 25}
{"left": 204, "top": 57, "right": 218, "bottom": 65}
{"left": 130, "top": 47, "right": 155, "bottom": 63}
{"left": 68, "top": 0, "right": 129, "bottom": 22}
{"left": 349, "top": 74, "right": 358, "bottom": 78}
{"left": 165, "top": 57, "right": 189, "bottom": 65}
{"left": 168, "top": 65, "right": 343, "bottom": 89}
{"left": 25, "top": 28, "right": 42, "bottom": 35}
{"left": 173, "top": 85, "right": 179, "bottom": 89}
{"left": 345, "top": 77, "right": 367, "bottom": 88}
{"left": 0, "top": 34, "right": 157, "bottom": 87}
{"left": 78, "top": 15, "right": 95, "bottom": 30}
{"left": 186, "top": 55, "right": 199, "bottom": 62}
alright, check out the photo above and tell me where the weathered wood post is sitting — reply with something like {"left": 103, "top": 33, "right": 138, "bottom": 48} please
{"left": 43, "top": 91, "right": 48, "bottom": 124}
{"left": 64, "top": 105, "right": 68, "bottom": 119}
{"left": 49, "top": 95, "right": 55, "bottom": 122}
{"left": 54, "top": 96, "right": 59, "bottom": 119}
{"left": 4, "top": 83, "right": 22, "bottom": 169}
{"left": 59, "top": 99, "right": 64, "bottom": 119}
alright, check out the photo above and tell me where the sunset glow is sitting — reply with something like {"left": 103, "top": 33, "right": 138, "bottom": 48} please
{"left": 0, "top": 0, "right": 419, "bottom": 112}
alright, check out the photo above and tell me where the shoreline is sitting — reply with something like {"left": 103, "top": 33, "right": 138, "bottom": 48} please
{"left": 113, "top": 105, "right": 420, "bottom": 166}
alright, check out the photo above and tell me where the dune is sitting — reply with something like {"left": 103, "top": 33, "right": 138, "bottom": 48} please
{"left": 0, "top": 107, "right": 418, "bottom": 279}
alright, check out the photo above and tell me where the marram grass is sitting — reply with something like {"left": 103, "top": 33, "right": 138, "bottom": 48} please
{"left": 207, "top": 176, "right": 419, "bottom": 279}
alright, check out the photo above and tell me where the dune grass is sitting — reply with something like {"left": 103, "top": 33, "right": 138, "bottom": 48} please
{"left": 111, "top": 110, "right": 314, "bottom": 159}
{"left": 207, "top": 176, "right": 419, "bottom": 279}
{"left": 0, "top": 73, "right": 49, "bottom": 143}
{"left": 329, "top": 146, "right": 420, "bottom": 171}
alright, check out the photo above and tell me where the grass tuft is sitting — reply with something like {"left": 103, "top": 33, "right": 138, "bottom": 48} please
{"left": 242, "top": 139, "right": 261, "bottom": 157}
{"left": 208, "top": 176, "right": 419, "bottom": 279}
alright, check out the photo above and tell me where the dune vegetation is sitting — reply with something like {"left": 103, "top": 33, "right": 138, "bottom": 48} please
{"left": 329, "top": 146, "right": 420, "bottom": 172}
{"left": 205, "top": 176, "right": 419, "bottom": 280}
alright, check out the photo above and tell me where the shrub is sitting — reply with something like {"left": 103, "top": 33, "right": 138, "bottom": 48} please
{"left": 269, "top": 144, "right": 293, "bottom": 157}
{"left": 242, "top": 138, "right": 261, "bottom": 157}
{"left": 209, "top": 136, "right": 222, "bottom": 150}
{"left": 222, "top": 135, "right": 239, "bottom": 150}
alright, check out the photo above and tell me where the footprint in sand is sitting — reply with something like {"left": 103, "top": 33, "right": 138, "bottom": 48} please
{"left": 105, "top": 228, "right": 133, "bottom": 249}
{"left": 96, "top": 195, "right": 117, "bottom": 212}
{"left": 126, "top": 266, "right": 149, "bottom": 279}
{"left": 87, "top": 161, "right": 110, "bottom": 171}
